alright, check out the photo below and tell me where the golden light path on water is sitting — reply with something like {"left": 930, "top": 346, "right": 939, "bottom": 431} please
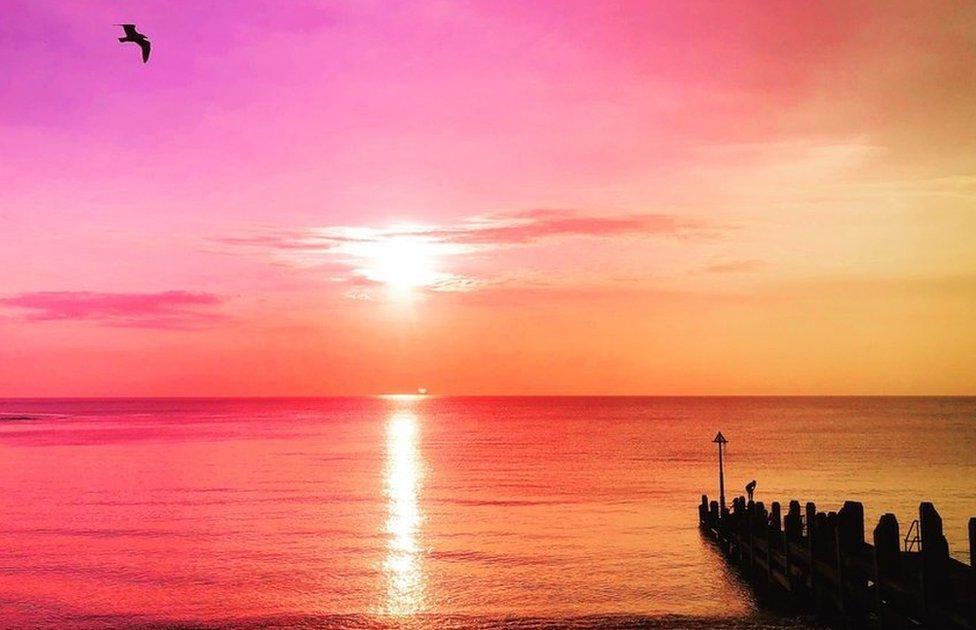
{"left": 382, "top": 409, "right": 425, "bottom": 615}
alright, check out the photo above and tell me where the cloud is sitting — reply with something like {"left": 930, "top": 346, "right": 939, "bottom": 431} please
{"left": 429, "top": 275, "right": 487, "bottom": 293}
{"left": 0, "top": 291, "right": 226, "bottom": 329}
{"left": 218, "top": 209, "right": 703, "bottom": 254}
{"left": 214, "top": 209, "right": 713, "bottom": 294}
{"left": 703, "top": 260, "right": 766, "bottom": 274}
{"left": 388, "top": 209, "right": 699, "bottom": 245}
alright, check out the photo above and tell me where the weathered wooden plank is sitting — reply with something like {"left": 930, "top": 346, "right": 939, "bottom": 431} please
{"left": 873, "top": 512, "right": 901, "bottom": 629}
{"left": 920, "top": 502, "right": 952, "bottom": 620}
{"left": 970, "top": 517, "right": 975, "bottom": 570}
{"left": 970, "top": 517, "right": 976, "bottom": 628}
{"left": 770, "top": 567, "right": 791, "bottom": 591}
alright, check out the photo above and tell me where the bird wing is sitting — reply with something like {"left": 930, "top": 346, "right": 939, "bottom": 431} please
{"left": 138, "top": 39, "right": 151, "bottom": 63}
{"left": 120, "top": 24, "right": 138, "bottom": 37}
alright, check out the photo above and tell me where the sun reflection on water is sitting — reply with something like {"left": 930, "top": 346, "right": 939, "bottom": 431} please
{"left": 382, "top": 411, "right": 425, "bottom": 615}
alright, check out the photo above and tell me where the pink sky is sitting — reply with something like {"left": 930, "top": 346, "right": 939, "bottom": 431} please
{"left": 1, "top": 1, "right": 974, "bottom": 395}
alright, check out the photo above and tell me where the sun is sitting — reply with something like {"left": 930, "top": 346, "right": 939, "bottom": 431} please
{"left": 363, "top": 238, "right": 442, "bottom": 293}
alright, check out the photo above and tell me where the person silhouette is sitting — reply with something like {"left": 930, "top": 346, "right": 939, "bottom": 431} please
{"left": 745, "top": 479, "right": 757, "bottom": 502}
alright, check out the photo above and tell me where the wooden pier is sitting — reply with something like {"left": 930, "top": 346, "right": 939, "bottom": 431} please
{"left": 699, "top": 494, "right": 976, "bottom": 629}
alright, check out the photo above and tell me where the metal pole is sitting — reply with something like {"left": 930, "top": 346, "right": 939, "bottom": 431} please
{"left": 712, "top": 431, "right": 728, "bottom": 516}
{"left": 718, "top": 440, "right": 726, "bottom": 514}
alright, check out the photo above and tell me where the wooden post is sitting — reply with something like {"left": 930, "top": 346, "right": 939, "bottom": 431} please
{"left": 970, "top": 517, "right": 976, "bottom": 627}
{"left": 969, "top": 517, "right": 975, "bottom": 569}
{"left": 873, "top": 513, "right": 900, "bottom": 628}
{"left": 783, "top": 500, "right": 801, "bottom": 594}
{"left": 699, "top": 494, "right": 709, "bottom": 526}
{"left": 838, "top": 501, "right": 865, "bottom": 547}
{"left": 756, "top": 502, "right": 770, "bottom": 583}
{"left": 815, "top": 512, "right": 828, "bottom": 550}
{"left": 919, "top": 502, "right": 951, "bottom": 621}
{"left": 748, "top": 500, "right": 757, "bottom": 573}
{"left": 771, "top": 501, "right": 782, "bottom": 533}
{"left": 832, "top": 513, "right": 846, "bottom": 615}
{"left": 807, "top": 502, "right": 819, "bottom": 609}
{"left": 737, "top": 496, "right": 747, "bottom": 565}
{"left": 814, "top": 511, "right": 829, "bottom": 612}
{"left": 836, "top": 501, "right": 866, "bottom": 622}
{"left": 768, "top": 502, "right": 781, "bottom": 586}
{"left": 827, "top": 506, "right": 838, "bottom": 607}
{"left": 785, "top": 500, "right": 802, "bottom": 541}
{"left": 749, "top": 501, "right": 766, "bottom": 574}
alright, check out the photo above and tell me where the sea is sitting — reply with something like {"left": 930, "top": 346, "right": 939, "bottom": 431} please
{"left": 0, "top": 397, "right": 973, "bottom": 629}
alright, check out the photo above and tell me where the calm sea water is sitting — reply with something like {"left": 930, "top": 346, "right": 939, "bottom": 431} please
{"left": 0, "top": 397, "right": 973, "bottom": 629}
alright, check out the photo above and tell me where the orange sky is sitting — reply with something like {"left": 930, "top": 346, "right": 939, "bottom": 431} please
{"left": 1, "top": 1, "right": 974, "bottom": 395}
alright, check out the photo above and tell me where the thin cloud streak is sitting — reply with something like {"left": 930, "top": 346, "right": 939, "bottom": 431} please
{"left": 0, "top": 291, "right": 226, "bottom": 329}
{"left": 388, "top": 209, "right": 700, "bottom": 245}
{"left": 216, "top": 209, "right": 712, "bottom": 294}
{"left": 703, "top": 260, "right": 766, "bottom": 274}
{"left": 219, "top": 209, "right": 703, "bottom": 252}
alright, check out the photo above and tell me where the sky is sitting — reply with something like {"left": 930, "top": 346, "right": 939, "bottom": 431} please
{"left": 1, "top": 0, "right": 974, "bottom": 396}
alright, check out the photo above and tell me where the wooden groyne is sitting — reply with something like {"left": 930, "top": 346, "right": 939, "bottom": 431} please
{"left": 699, "top": 494, "right": 976, "bottom": 629}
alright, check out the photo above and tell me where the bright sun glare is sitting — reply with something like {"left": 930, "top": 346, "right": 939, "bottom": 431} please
{"left": 363, "top": 238, "right": 442, "bottom": 293}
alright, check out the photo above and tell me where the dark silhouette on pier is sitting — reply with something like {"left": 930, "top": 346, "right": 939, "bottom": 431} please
{"left": 117, "top": 24, "right": 150, "bottom": 63}
{"left": 701, "top": 433, "right": 974, "bottom": 627}
{"left": 699, "top": 493, "right": 976, "bottom": 629}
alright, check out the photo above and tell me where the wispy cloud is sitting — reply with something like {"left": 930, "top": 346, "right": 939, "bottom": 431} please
{"left": 215, "top": 209, "right": 709, "bottom": 295}
{"left": 703, "top": 260, "right": 766, "bottom": 274}
{"left": 219, "top": 209, "right": 701, "bottom": 253}
{"left": 0, "top": 291, "right": 226, "bottom": 329}
{"left": 384, "top": 209, "right": 699, "bottom": 245}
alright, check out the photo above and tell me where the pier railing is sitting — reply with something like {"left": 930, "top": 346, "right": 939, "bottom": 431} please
{"left": 699, "top": 494, "right": 976, "bottom": 629}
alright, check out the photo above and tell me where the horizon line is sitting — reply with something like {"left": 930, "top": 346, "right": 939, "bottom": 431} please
{"left": 1, "top": 394, "right": 975, "bottom": 400}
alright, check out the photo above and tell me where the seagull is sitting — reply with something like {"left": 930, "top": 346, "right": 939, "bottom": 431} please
{"left": 116, "top": 24, "right": 150, "bottom": 63}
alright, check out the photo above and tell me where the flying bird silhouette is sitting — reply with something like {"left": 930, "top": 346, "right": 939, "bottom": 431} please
{"left": 116, "top": 24, "right": 150, "bottom": 63}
